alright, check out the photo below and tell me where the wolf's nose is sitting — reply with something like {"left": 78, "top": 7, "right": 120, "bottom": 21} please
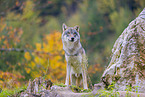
{"left": 71, "top": 37, "right": 74, "bottom": 41}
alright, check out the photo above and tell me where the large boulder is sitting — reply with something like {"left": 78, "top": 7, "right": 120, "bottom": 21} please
{"left": 101, "top": 8, "right": 145, "bottom": 93}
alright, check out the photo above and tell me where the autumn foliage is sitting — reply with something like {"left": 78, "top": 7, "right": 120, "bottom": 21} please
{"left": 0, "top": 21, "right": 66, "bottom": 88}
{"left": 0, "top": 19, "right": 23, "bottom": 48}
{"left": 0, "top": 21, "right": 25, "bottom": 89}
{"left": 24, "top": 32, "right": 66, "bottom": 82}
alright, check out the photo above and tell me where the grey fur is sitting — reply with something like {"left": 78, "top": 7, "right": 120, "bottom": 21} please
{"left": 62, "top": 23, "right": 88, "bottom": 89}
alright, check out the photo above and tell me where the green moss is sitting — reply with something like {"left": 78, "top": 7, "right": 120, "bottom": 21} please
{"left": 96, "top": 82, "right": 120, "bottom": 97}
{"left": 54, "top": 83, "right": 67, "bottom": 87}
{"left": 70, "top": 85, "right": 92, "bottom": 93}
{"left": 96, "top": 89, "right": 120, "bottom": 97}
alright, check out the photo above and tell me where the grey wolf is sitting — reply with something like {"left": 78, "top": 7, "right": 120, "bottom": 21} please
{"left": 61, "top": 23, "right": 88, "bottom": 89}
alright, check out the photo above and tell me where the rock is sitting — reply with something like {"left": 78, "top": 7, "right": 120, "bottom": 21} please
{"left": 117, "top": 91, "right": 145, "bottom": 97}
{"left": 47, "top": 85, "right": 92, "bottom": 97}
{"left": 20, "top": 77, "right": 91, "bottom": 97}
{"left": 92, "top": 83, "right": 104, "bottom": 95}
{"left": 20, "top": 77, "right": 53, "bottom": 97}
{"left": 101, "top": 8, "right": 145, "bottom": 93}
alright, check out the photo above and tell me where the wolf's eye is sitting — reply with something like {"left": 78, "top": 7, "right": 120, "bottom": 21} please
{"left": 67, "top": 32, "right": 70, "bottom": 34}
{"left": 74, "top": 32, "right": 77, "bottom": 36}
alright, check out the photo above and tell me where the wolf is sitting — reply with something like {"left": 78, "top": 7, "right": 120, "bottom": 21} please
{"left": 62, "top": 23, "right": 88, "bottom": 89}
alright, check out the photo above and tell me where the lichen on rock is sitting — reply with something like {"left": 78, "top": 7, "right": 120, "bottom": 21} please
{"left": 101, "top": 8, "right": 145, "bottom": 93}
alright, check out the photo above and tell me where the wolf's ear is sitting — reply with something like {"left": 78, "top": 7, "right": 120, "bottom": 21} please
{"left": 74, "top": 25, "right": 79, "bottom": 32}
{"left": 62, "top": 23, "right": 67, "bottom": 32}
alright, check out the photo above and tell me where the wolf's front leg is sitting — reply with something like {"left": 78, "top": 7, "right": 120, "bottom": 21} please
{"left": 82, "top": 70, "right": 88, "bottom": 89}
{"left": 65, "top": 63, "right": 71, "bottom": 87}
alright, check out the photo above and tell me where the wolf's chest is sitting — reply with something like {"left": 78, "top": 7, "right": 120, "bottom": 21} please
{"left": 67, "top": 55, "right": 81, "bottom": 63}
{"left": 67, "top": 56, "right": 82, "bottom": 73}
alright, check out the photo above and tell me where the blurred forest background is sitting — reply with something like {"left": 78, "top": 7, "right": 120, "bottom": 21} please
{"left": 0, "top": 0, "right": 145, "bottom": 90}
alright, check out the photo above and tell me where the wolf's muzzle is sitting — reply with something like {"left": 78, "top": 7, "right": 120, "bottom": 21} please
{"left": 71, "top": 37, "right": 74, "bottom": 42}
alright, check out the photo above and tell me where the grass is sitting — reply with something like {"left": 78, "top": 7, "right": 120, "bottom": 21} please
{"left": 0, "top": 85, "right": 27, "bottom": 97}
{"left": 96, "top": 82, "right": 120, "bottom": 97}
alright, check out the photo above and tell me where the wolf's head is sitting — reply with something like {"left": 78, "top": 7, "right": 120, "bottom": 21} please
{"left": 62, "top": 23, "right": 80, "bottom": 43}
